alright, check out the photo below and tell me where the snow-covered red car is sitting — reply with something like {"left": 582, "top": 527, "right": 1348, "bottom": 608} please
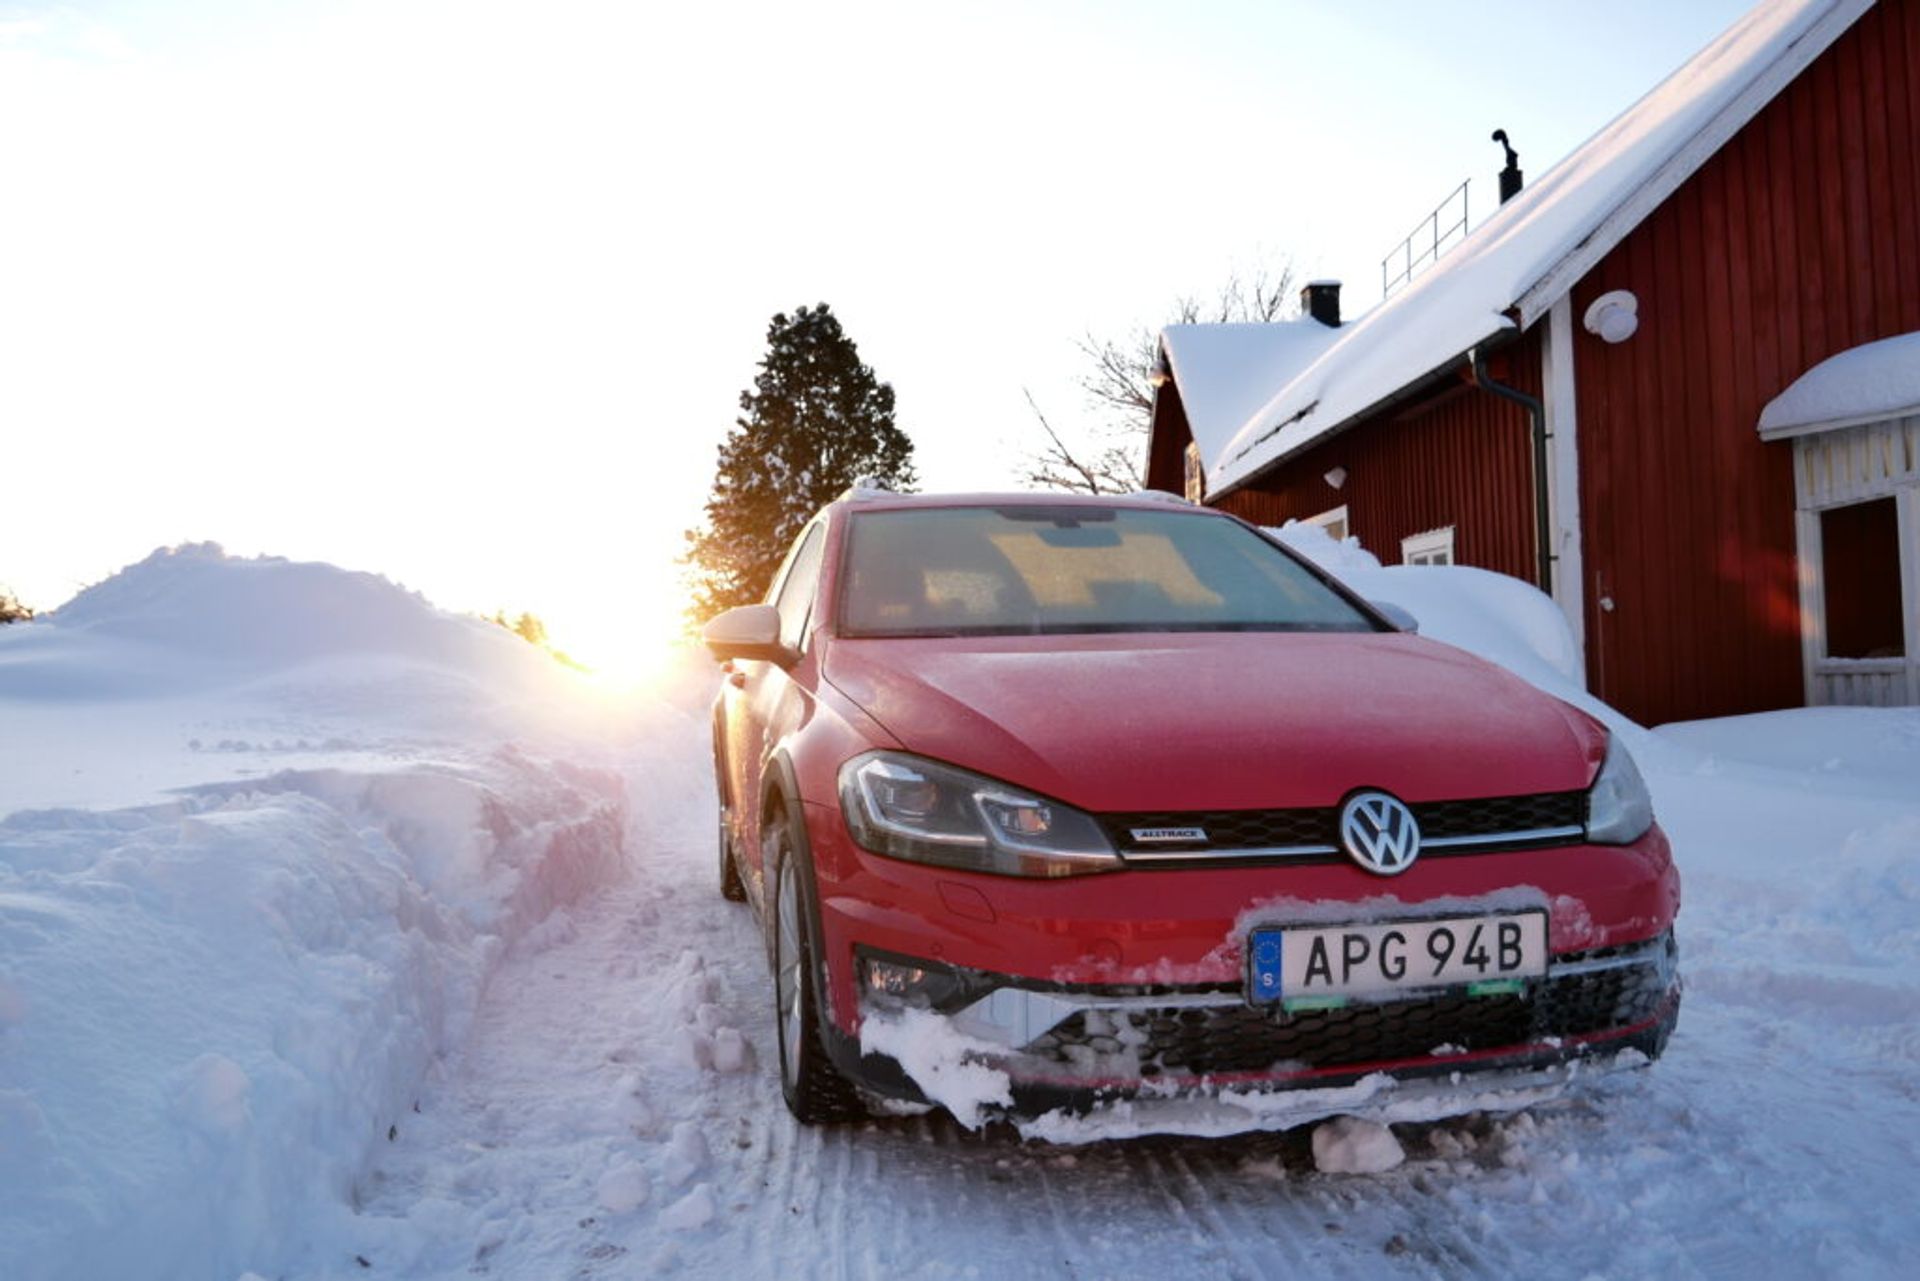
{"left": 705, "top": 490, "right": 1680, "bottom": 1125}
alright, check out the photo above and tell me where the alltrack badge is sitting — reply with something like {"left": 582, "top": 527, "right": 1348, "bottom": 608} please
{"left": 1339, "top": 791, "right": 1421, "bottom": 875}
{"left": 1129, "top": 826, "right": 1209, "bottom": 844}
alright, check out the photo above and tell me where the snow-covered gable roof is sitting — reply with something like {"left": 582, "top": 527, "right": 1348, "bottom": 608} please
{"left": 1159, "top": 320, "right": 1343, "bottom": 469}
{"left": 1209, "top": 0, "right": 1869, "bottom": 497}
{"left": 1757, "top": 330, "right": 1920, "bottom": 439}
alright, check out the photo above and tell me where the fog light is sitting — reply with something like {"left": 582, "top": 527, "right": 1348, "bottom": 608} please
{"left": 864, "top": 957, "right": 930, "bottom": 997}
{"left": 858, "top": 952, "right": 969, "bottom": 1010}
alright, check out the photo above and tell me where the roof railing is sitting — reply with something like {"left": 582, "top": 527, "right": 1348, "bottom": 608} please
{"left": 1381, "top": 179, "right": 1470, "bottom": 298}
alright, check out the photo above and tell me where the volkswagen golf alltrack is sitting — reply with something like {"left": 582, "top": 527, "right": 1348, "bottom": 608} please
{"left": 704, "top": 489, "right": 1680, "bottom": 1124}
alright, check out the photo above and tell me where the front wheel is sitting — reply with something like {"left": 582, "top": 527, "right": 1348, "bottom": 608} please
{"left": 769, "top": 823, "right": 864, "bottom": 1123}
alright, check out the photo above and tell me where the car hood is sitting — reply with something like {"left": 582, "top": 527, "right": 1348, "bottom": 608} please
{"left": 821, "top": 631, "right": 1604, "bottom": 812}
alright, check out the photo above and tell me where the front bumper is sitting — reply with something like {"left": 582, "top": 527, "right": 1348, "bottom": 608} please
{"left": 838, "top": 933, "right": 1679, "bottom": 1114}
{"left": 797, "top": 798, "right": 1682, "bottom": 1113}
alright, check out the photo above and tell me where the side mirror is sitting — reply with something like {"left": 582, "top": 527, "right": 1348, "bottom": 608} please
{"left": 1369, "top": 600, "right": 1420, "bottom": 634}
{"left": 702, "top": 604, "right": 793, "bottom": 665}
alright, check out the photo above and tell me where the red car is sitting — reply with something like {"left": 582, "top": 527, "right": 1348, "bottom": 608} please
{"left": 706, "top": 490, "right": 1679, "bottom": 1124}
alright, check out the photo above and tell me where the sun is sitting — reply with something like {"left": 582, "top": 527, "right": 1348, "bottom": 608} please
{"left": 534, "top": 557, "right": 703, "bottom": 695}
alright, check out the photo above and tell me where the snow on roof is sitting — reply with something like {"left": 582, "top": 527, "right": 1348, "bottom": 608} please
{"left": 1209, "top": 0, "right": 1861, "bottom": 496}
{"left": 1757, "top": 330, "right": 1920, "bottom": 439}
{"left": 1159, "top": 321, "right": 1343, "bottom": 468}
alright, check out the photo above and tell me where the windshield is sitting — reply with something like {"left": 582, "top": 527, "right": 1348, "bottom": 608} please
{"left": 838, "top": 505, "right": 1377, "bottom": 637}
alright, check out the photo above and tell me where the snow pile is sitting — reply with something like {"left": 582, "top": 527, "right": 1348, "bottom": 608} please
{"left": 1757, "top": 329, "right": 1920, "bottom": 438}
{"left": 0, "top": 544, "right": 661, "bottom": 1281}
{"left": 1272, "top": 522, "right": 1589, "bottom": 700}
{"left": 5, "top": 542, "right": 558, "bottom": 701}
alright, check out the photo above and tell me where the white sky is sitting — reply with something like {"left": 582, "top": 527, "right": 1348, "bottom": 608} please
{"left": 0, "top": 0, "right": 1752, "bottom": 671}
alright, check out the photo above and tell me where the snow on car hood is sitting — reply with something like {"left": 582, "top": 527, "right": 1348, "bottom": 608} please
{"left": 822, "top": 631, "right": 1604, "bottom": 813}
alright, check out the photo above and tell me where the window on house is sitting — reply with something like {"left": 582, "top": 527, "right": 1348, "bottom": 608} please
{"left": 1304, "top": 505, "right": 1349, "bottom": 542}
{"left": 1401, "top": 526, "right": 1456, "bottom": 566}
{"left": 1820, "top": 498, "right": 1904, "bottom": 658}
{"left": 1183, "top": 441, "right": 1205, "bottom": 503}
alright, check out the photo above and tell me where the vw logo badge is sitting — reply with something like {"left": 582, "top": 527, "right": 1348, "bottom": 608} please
{"left": 1339, "top": 790, "right": 1421, "bottom": 876}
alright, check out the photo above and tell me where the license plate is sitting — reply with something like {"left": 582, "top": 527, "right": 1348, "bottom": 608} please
{"left": 1247, "top": 911, "right": 1548, "bottom": 1007}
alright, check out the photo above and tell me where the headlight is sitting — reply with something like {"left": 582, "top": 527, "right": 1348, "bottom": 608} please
{"left": 1586, "top": 733, "right": 1654, "bottom": 844}
{"left": 838, "top": 751, "right": 1120, "bottom": 878}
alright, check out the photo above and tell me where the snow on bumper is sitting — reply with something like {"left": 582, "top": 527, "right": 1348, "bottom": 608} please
{"left": 847, "top": 932, "right": 1679, "bottom": 1134}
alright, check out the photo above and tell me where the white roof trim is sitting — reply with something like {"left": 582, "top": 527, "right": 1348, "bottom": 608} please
{"left": 1514, "top": 0, "right": 1872, "bottom": 327}
{"left": 1205, "top": 0, "right": 1869, "bottom": 498}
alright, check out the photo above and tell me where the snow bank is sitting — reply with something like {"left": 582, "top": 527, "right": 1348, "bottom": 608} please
{"left": 5, "top": 542, "right": 555, "bottom": 700}
{"left": 1271, "top": 522, "right": 1590, "bottom": 704}
{"left": 0, "top": 544, "right": 661, "bottom": 1281}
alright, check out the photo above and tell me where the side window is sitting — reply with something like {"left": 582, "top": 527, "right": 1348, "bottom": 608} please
{"left": 1304, "top": 504, "right": 1350, "bottom": 542}
{"left": 772, "top": 525, "right": 826, "bottom": 652}
{"left": 1401, "top": 526, "right": 1456, "bottom": 566}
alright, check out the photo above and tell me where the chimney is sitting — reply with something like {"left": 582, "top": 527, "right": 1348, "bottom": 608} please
{"left": 1302, "top": 279, "right": 1342, "bottom": 327}
{"left": 1493, "top": 129, "right": 1523, "bottom": 203}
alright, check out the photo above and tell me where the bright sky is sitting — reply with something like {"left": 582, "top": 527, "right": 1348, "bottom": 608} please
{"left": 0, "top": 0, "right": 1753, "bottom": 673}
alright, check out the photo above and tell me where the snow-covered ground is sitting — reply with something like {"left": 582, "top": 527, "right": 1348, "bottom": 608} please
{"left": 4, "top": 541, "right": 1917, "bottom": 1279}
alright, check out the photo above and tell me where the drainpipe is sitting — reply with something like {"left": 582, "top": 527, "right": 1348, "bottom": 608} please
{"left": 1469, "top": 346, "right": 1552, "bottom": 596}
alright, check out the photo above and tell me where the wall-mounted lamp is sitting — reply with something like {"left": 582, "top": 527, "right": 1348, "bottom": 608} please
{"left": 1583, "top": 290, "right": 1640, "bottom": 343}
{"left": 1323, "top": 465, "right": 1348, "bottom": 490}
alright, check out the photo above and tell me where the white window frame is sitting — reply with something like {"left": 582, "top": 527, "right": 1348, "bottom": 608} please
{"left": 1401, "top": 525, "right": 1456, "bottom": 566}
{"left": 1789, "top": 415, "right": 1920, "bottom": 707}
{"left": 1304, "top": 504, "right": 1349, "bottom": 542}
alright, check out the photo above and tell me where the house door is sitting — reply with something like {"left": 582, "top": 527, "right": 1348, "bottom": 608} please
{"left": 1791, "top": 418, "right": 1920, "bottom": 706}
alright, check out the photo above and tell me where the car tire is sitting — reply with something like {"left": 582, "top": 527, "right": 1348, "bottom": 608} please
{"left": 718, "top": 809, "right": 746, "bottom": 902}
{"left": 769, "top": 821, "right": 864, "bottom": 1124}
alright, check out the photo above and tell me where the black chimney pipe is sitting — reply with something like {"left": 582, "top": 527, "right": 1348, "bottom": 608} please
{"left": 1493, "top": 129, "right": 1523, "bottom": 203}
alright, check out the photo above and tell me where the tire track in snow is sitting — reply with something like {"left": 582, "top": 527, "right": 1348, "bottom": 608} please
{"left": 347, "top": 709, "right": 1920, "bottom": 1280}
{"left": 1163, "top": 1147, "right": 1301, "bottom": 1280}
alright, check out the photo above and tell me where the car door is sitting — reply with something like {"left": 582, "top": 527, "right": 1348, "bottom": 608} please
{"left": 723, "top": 521, "right": 827, "bottom": 909}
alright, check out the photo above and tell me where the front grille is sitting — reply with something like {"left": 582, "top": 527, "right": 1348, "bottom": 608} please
{"left": 1018, "top": 934, "right": 1676, "bottom": 1079}
{"left": 1106, "top": 807, "right": 1330, "bottom": 850}
{"left": 1100, "top": 789, "right": 1587, "bottom": 860}
{"left": 1415, "top": 791, "right": 1585, "bottom": 840}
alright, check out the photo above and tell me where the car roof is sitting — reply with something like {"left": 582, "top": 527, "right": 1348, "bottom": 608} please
{"left": 832, "top": 489, "right": 1213, "bottom": 515}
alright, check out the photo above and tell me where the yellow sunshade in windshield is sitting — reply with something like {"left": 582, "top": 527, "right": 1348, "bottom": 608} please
{"left": 987, "top": 531, "right": 1223, "bottom": 608}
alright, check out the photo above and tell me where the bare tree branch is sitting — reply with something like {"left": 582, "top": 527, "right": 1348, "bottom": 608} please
{"left": 1016, "top": 388, "right": 1138, "bottom": 494}
{"left": 1019, "top": 261, "right": 1299, "bottom": 493}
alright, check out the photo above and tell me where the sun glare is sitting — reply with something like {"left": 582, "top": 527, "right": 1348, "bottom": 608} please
{"left": 536, "top": 558, "right": 700, "bottom": 694}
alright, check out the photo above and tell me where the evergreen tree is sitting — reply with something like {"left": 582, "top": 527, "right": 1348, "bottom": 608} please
{"left": 686, "top": 304, "right": 916, "bottom": 622}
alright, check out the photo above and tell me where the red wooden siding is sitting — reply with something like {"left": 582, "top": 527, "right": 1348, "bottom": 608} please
{"left": 1570, "top": 0, "right": 1920, "bottom": 725}
{"left": 1144, "top": 381, "right": 1192, "bottom": 494}
{"left": 1211, "top": 333, "right": 1543, "bottom": 585}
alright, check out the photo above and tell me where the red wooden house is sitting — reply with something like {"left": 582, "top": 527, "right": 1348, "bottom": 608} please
{"left": 1146, "top": 0, "right": 1920, "bottom": 726}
